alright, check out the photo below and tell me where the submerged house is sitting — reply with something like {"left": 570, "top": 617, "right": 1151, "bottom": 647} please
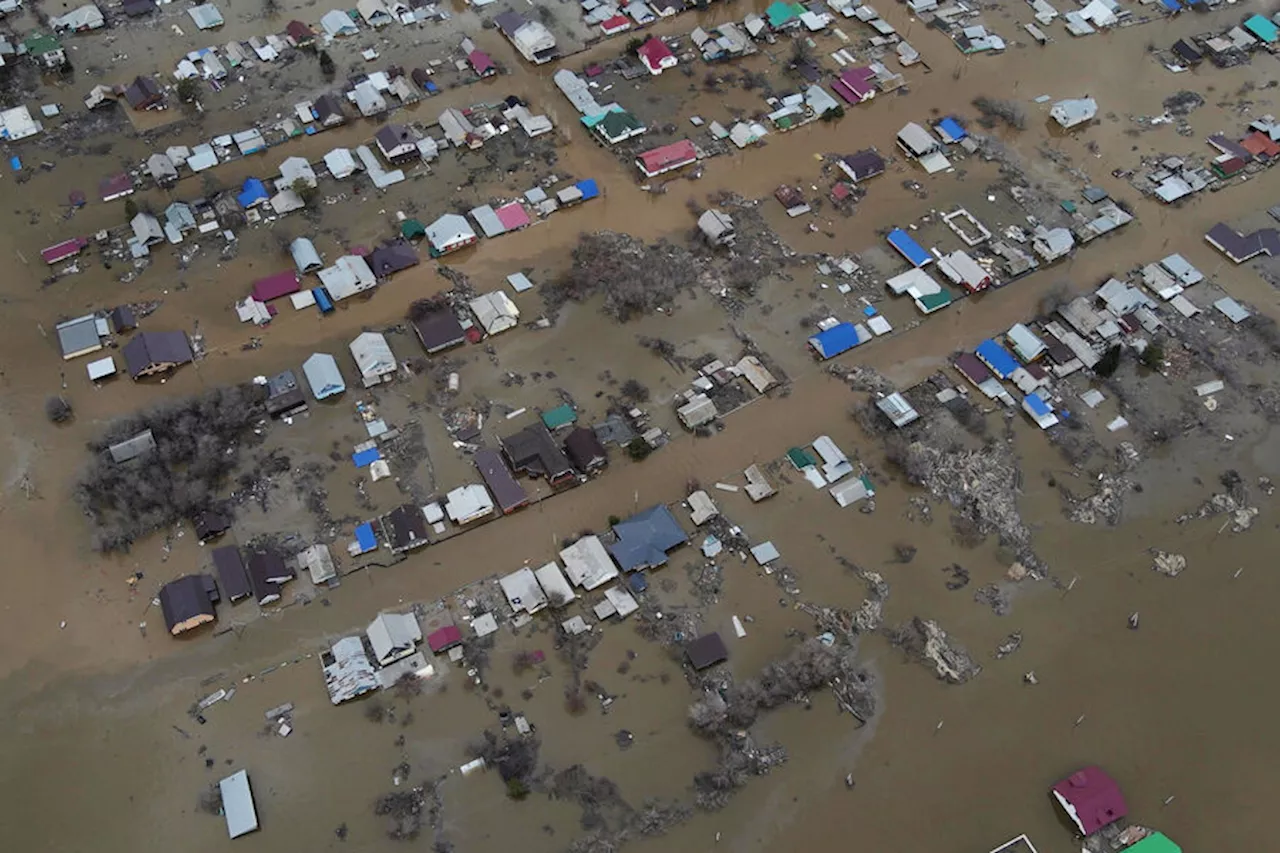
{"left": 212, "top": 545, "right": 251, "bottom": 602}
{"left": 367, "top": 240, "right": 419, "bottom": 277}
{"left": 383, "top": 504, "right": 429, "bottom": 552}
{"left": 495, "top": 11, "right": 557, "bottom": 64}
{"left": 411, "top": 309, "right": 466, "bottom": 354}
{"left": 125, "top": 75, "right": 165, "bottom": 110}
{"left": 564, "top": 427, "right": 607, "bottom": 472}
{"left": 474, "top": 448, "right": 529, "bottom": 514}
{"left": 502, "top": 423, "right": 576, "bottom": 485}
{"left": 323, "top": 636, "right": 379, "bottom": 704}
{"left": 425, "top": 213, "right": 477, "bottom": 257}
{"left": 1051, "top": 767, "right": 1128, "bottom": 836}
{"left": 608, "top": 504, "right": 687, "bottom": 571}
{"left": 636, "top": 139, "right": 698, "bottom": 178}
{"left": 368, "top": 611, "right": 422, "bottom": 666}
{"left": 349, "top": 331, "right": 397, "bottom": 386}
{"left": 303, "top": 352, "right": 346, "bottom": 399}
{"left": 158, "top": 574, "right": 217, "bottom": 635}
{"left": 122, "top": 330, "right": 193, "bottom": 378}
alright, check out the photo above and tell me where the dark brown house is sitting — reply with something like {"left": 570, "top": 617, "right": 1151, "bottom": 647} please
{"left": 124, "top": 75, "right": 165, "bottom": 111}
{"left": 212, "top": 545, "right": 251, "bottom": 602}
{"left": 563, "top": 427, "right": 607, "bottom": 473}
{"left": 411, "top": 309, "right": 466, "bottom": 354}
{"left": 382, "top": 505, "right": 429, "bottom": 552}
{"left": 122, "top": 330, "right": 193, "bottom": 379}
{"left": 474, "top": 448, "right": 528, "bottom": 514}
{"left": 158, "top": 575, "right": 217, "bottom": 635}
{"left": 501, "top": 424, "right": 576, "bottom": 486}
{"left": 247, "top": 551, "right": 292, "bottom": 605}
{"left": 313, "top": 93, "right": 347, "bottom": 127}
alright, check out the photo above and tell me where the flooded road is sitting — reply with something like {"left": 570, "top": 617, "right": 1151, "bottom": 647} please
{"left": 2, "top": 3, "right": 1279, "bottom": 851}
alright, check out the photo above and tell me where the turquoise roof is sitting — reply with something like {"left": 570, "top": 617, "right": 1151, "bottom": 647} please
{"left": 1244, "top": 14, "right": 1278, "bottom": 43}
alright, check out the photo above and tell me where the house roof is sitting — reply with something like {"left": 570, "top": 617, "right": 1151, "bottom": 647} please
{"left": 541, "top": 403, "right": 576, "bottom": 430}
{"left": 563, "top": 426, "right": 606, "bottom": 470}
{"left": 638, "top": 139, "right": 697, "bottom": 174}
{"left": 55, "top": 314, "right": 101, "bottom": 358}
{"left": 107, "top": 428, "right": 156, "bottom": 463}
{"left": 374, "top": 123, "right": 418, "bottom": 152}
{"left": 384, "top": 504, "right": 428, "bottom": 550}
{"left": 976, "top": 338, "right": 1019, "bottom": 378}
{"left": 412, "top": 309, "right": 465, "bottom": 353}
{"left": 1051, "top": 767, "right": 1127, "bottom": 835}
{"left": 474, "top": 448, "right": 529, "bottom": 512}
{"left": 468, "top": 49, "right": 496, "bottom": 74}
{"left": 125, "top": 75, "right": 163, "bottom": 108}
{"left": 1123, "top": 833, "right": 1180, "bottom": 853}
{"left": 350, "top": 331, "right": 395, "bottom": 377}
{"left": 237, "top": 177, "right": 269, "bottom": 208}
{"left": 897, "top": 122, "right": 937, "bottom": 155}
{"left": 252, "top": 269, "right": 300, "bottom": 301}
{"left": 122, "top": 331, "right": 193, "bottom": 376}
{"left": 559, "top": 535, "right": 618, "bottom": 589}
{"left": 99, "top": 173, "right": 133, "bottom": 200}
{"left": 503, "top": 423, "right": 574, "bottom": 479}
{"left": 121, "top": 0, "right": 157, "bottom": 15}
{"left": 285, "top": 19, "right": 315, "bottom": 41}
{"left": 23, "top": 32, "right": 61, "bottom": 55}
{"left": 302, "top": 352, "right": 345, "bottom": 399}
{"left": 367, "top": 239, "right": 419, "bottom": 276}
{"left": 218, "top": 770, "right": 259, "bottom": 839}
{"left": 887, "top": 228, "right": 932, "bottom": 266}
{"left": 808, "top": 322, "right": 859, "bottom": 359}
{"left": 290, "top": 237, "right": 322, "bottom": 272}
{"left": 426, "top": 213, "right": 476, "bottom": 251}
{"left": 638, "top": 36, "right": 675, "bottom": 70}
{"left": 158, "top": 575, "right": 215, "bottom": 635}
{"left": 212, "top": 545, "right": 251, "bottom": 601}
{"left": 368, "top": 611, "right": 422, "bottom": 663}
{"left": 608, "top": 504, "right": 687, "bottom": 571}
{"left": 427, "top": 624, "right": 462, "bottom": 652}
{"left": 596, "top": 109, "right": 644, "bottom": 139}
{"left": 495, "top": 202, "right": 530, "bottom": 230}
{"left": 314, "top": 93, "right": 345, "bottom": 121}
{"left": 685, "top": 632, "right": 728, "bottom": 669}
{"left": 842, "top": 149, "right": 885, "bottom": 180}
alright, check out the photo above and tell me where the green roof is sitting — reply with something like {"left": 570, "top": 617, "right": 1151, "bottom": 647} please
{"left": 400, "top": 219, "right": 426, "bottom": 239}
{"left": 858, "top": 475, "right": 875, "bottom": 496}
{"left": 916, "top": 291, "right": 952, "bottom": 313}
{"left": 766, "top": 0, "right": 804, "bottom": 26}
{"left": 595, "top": 109, "right": 643, "bottom": 139}
{"left": 23, "top": 32, "right": 61, "bottom": 55}
{"left": 1124, "top": 833, "right": 1180, "bottom": 853}
{"left": 787, "top": 447, "right": 816, "bottom": 469}
{"left": 541, "top": 403, "right": 577, "bottom": 430}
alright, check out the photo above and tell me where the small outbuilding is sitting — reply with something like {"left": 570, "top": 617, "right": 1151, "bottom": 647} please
{"left": 218, "top": 770, "right": 259, "bottom": 839}
{"left": 289, "top": 237, "right": 323, "bottom": 273}
{"left": 685, "top": 632, "right": 728, "bottom": 670}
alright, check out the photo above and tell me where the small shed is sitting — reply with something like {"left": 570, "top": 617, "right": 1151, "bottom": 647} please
{"left": 218, "top": 770, "right": 259, "bottom": 839}
{"left": 685, "top": 632, "right": 728, "bottom": 670}
{"left": 289, "top": 237, "right": 323, "bottom": 273}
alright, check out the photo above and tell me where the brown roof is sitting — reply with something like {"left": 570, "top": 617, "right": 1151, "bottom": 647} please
{"left": 122, "top": 330, "right": 193, "bottom": 377}
{"left": 384, "top": 505, "right": 429, "bottom": 551}
{"left": 685, "top": 632, "right": 728, "bottom": 670}
{"left": 411, "top": 309, "right": 465, "bottom": 353}
{"left": 285, "top": 19, "right": 315, "bottom": 41}
{"left": 158, "top": 575, "right": 216, "bottom": 635}
{"left": 212, "top": 546, "right": 251, "bottom": 602}
{"left": 368, "top": 240, "right": 420, "bottom": 276}
{"left": 563, "top": 427, "right": 607, "bottom": 471}
{"left": 474, "top": 448, "right": 528, "bottom": 513}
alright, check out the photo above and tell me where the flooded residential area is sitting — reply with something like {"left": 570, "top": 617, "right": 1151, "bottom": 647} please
{"left": 3, "top": 0, "right": 1280, "bottom": 849}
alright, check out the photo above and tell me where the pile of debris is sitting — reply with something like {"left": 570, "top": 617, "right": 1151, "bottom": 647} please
{"left": 1062, "top": 471, "right": 1133, "bottom": 526}
{"left": 887, "top": 618, "right": 981, "bottom": 684}
{"left": 1174, "top": 470, "right": 1258, "bottom": 532}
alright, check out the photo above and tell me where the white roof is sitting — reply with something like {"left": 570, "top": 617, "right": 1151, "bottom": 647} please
{"left": 0, "top": 106, "right": 43, "bottom": 140}
{"left": 52, "top": 4, "right": 104, "bottom": 30}
{"left": 897, "top": 121, "right": 937, "bottom": 155}
{"left": 830, "top": 476, "right": 874, "bottom": 507}
{"left": 427, "top": 213, "right": 475, "bottom": 250}
{"left": 188, "top": 3, "right": 223, "bottom": 29}
{"left": 500, "top": 567, "right": 548, "bottom": 614}
{"left": 324, "top": 636, "right": 378, "bottom": 704}
{"left": 687, "top": 490, "right": 719, "bottom": 525}
{"left": 534, "top": 561, "right": 576, "bottom": 604}
{"left": 876, "top": 392, "right": 919, "bottom": 427}
{"left": 302, "top": 352, "right": 345, "bottom": 399}
{"left": 322, "top": 8, "right": 358, "bottom": 34}
{"left": 887, "top": 267, "right": 940, "bottom": 296}
{"left": 559, "top": 535, "right": 619, "bottom": 590}
{"left": 918, "top": 151, "right": 952, "bottom": 174}
{"left": 298, "top": 543, "right": 336, "bottom": 584}
{"left": 270, "top": 189, "right": 305, "bottom": 215}
{"left": 445, "top": 483, "right": 494, "bottom": 524}
{"left": 319, "top": 255, "right": 376, "bottom": 300}
{"left": 187, "top": 144, "right": 218, "bottom": 171}
{"left": 280, "top": 156, "right": 317, "bottom": 189}
{"left": 1160, "top": 253, "right": 1203, "bottom": 285}
{"left": 469, "top": 291, "right": 520, "bottom": 335}
{"left": 349, "top": 331, "right": 395, "bottom": 380}
{"left": 812, "top": 435, "right": 852, "bottom": 482}
{"left": 367, "top": 611, "right": 422, "bottom": 665}
{"left": 603, "top": 587, "right": 639, "bottom": 618}
{"left": 87, "top": 355, "right": 116, "bottom": 380}
{"left": 1007, "top": 323, "right": 1046, "bottom": 361}
{"left": 218, "top": 771, "right": 259, "bottom": 839}
{"left": 324, "top": 147, "right": 358, "bottom": 179}
{"left": 355, "top": 145, "right": 403, "bottom": 188}
{"left": 1050, "top": 97, "right": 1097, "bottom": 128}
{"left": 939, "top": 250, "right": 989, "bottom": 286}
{"left": 357, "top": 0, "right": 391, "bottom": 23}
{"left": 290, "top": 237, "right": 322, "bottom": 273}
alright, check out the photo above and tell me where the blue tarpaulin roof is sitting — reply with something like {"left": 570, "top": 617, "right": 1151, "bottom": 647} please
{"left": 576, "top": 179, "right": 599, "bottom": 200}
{"left": 1024, "top": 393, "right": 1052, "bottom": 417}
{"left": 1159, "top": 0, "right": 1179, "bottom": 10}
{"left": 808, "top": 323, "right": 860, "bottom": 359}
{"left": 887, "top": 228, "right": 932, "bottom": 267}
{"left": 975, "top": 338, "right": 1019, "bottom": 378}
{"left": 352, "top": 447, "right": 381, "bottom": 467}
{"left": 608, "top": 504, "right": 688, "bottom": 572}
{"left": 237, "top": 178, "right": 268, "bottom": 208}
{"left": 354, "top": 522, "right": 377, "bottom": 552}
{"left": 937, "top": 117, "right": 967, "bottom": 142}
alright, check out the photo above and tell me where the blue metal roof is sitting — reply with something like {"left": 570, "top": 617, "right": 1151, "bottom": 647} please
{"left": 352, "top": 447, "right": 381, "bottom": 467}
{"left": 809, "top": 324, "right": 859, "bottom": 359}
{"left": 937, "top": 117, "right": 967, "bottom": 141}
{"left": 576, "top": 179, "right": 599, "bottom": 200}
{"left": 975, "top": 338, "right": 1019, "bottom": 379}
{"left": 627, "top": 572, "right": 648, "bottom": 593}
{"left": 354, "top": 522, "right": 377, "bottom": 552}
{"left": 887, "top": 228, "right": 932, "bottom": 267}
{"left": 1159, "top": 0, "right": 1179, "bottom": 9}
{"left": 1024, "top": 393, "right": 1052, "bottom": 417}
{"left": 808, "top": 323, "right": 860, "bottom": 359}
{"left": 237, "top": 178, "right": 268, "bottom": 208}
{"left": 608, "top": 504, "right": 687, "bottom": 572}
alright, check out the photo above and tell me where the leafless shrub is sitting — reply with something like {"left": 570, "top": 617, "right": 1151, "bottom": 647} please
{"left": 972, "top": 96, "right": 1027, "bottom": 131}
{"left": 544, "top": 232, "right": 698, "bottom": 322}
{"left": 45, "top": 396, "right": 73, "bottom": 424}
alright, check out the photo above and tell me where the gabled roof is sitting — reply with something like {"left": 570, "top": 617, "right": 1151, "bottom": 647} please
{"left": 122, "top": 330, "right": 193, "bottom": 376}
{"left": 412, "top": 309, "right": 466, "bottom": 353}
{"left": 367, "top": 239, "right": 419, "bottom": 276}
{"left": 608, "top": 504, "right": 687, "bottom": 571}
{"left": 1051, "top": 767, "right": 1127, "bottom": 836}
{"left": 474, "top": 448, "right": 529, "bottom": 513}
{"left": 502, "top": 423, "right": 574, "bottom": 480}
{"left": 158, "top": 575, "right": 216, "bottom": 634}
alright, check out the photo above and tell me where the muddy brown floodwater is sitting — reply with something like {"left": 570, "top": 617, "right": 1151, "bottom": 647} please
{"left": 2, "top": 1, "right": 1280, "bottom": 851}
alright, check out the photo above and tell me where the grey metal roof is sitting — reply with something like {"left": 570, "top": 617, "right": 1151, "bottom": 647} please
{"left": 302, "top": 352, "right": 345, "bottom": 399}
{"left": 55, "top": 314, "right": 101, "bottom": 358}
{"left": 108, "top": 428, "right": 157, "bottom": 463}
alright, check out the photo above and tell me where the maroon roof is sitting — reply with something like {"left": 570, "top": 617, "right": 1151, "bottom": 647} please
{"left": 468, "top": 50, "right": 495, "bottom": 75}
{"left": 99, "top": 173, "right": 135, "bottom": 201}
{"left": 252, "top": 270, "right": 301, "bottom": 302}
{"left": 474, "top": 448, "right": 529, "bottom": 513}
{"left": 427, "top": 625, "right": 462, "bottom": 652}
{"left": 285, "top": 20, "right": 315, "bottom": 41}
{"left": 41, "top": 237, "right": 88, "bottom": 264}
{"left": 1051, "top": 767, "right": 1127, "bottom": 835}
{"left": 953, "top": 352, "right": 993, "bottom": 387}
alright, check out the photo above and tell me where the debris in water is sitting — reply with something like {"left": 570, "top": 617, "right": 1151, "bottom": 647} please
{"left": 1023, "top": 671, "right": 1038, "bottom": 685}
{"left": 1128, "top": 612, "right": 1140, "bottom": 630}
{"left": 994, "top": 632, "right": 1022, "bottom": 659}
{"left": 1150, "top": 550, "right": 1186, "bottom": 577}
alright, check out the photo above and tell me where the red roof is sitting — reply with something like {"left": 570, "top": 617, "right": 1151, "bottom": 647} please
{"left": 600, "top": 14, "right": 631, "bottom": 32}
{"left": 637, "top": 36, "right": 675, "bottom": 72}
{"left": 427, "top": 625, "right": 462, "bottom": 652}
{"left": 1241, "top": 131, "right": 1280, "bottom": 159}
{"left": 1051, "top": 767, "right": 1128, "bottom": 836}
{"left": 495, "top": 202, "right": 530, "bottom": 231}
{"left": 99, "top": 173, "right": 134, "bottom": 201}
{"left": 251, "top": 270, "right": 301, "bottom": 302}
{"left": 41, "top": 237, "right": 89, "bottom": 264}
{"left": 833, "top": 67, "right": 876, "bottom": 103}
{"left": 285, "top": 20, "right": 314, "bottom": 41}
{"left": 468, "top": 50, "right": 495, "bottom": 75}
{"left": 637, "top": 139, "right": 697, "bottom": 175}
